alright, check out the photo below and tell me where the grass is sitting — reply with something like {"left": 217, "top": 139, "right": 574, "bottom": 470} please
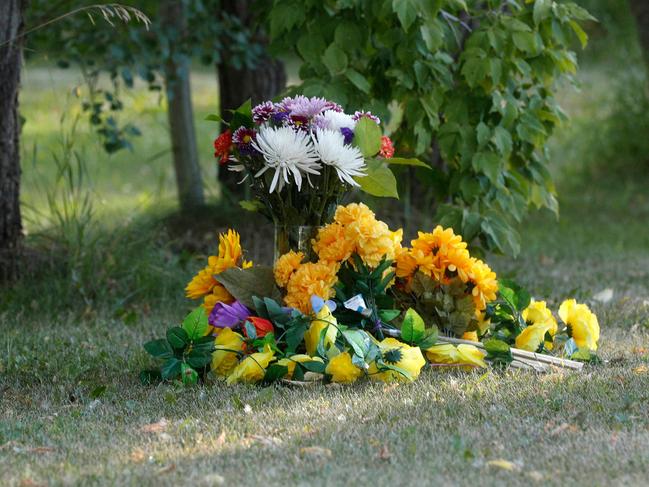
{"left": 3, "top": 10, "right": 649, "bottom": 483}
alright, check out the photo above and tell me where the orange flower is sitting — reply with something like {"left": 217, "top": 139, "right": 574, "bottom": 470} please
{"left": 285, "top": 261, "right": 339, "bottom": 313}
{"left": 274, "top": 250, "right": 304, "bottom": 287}
{"left": 242, "top": 316, "right": 274, "bottom": 338}
{"left": 312, "top": 223, "right": 354, "bottom": 263}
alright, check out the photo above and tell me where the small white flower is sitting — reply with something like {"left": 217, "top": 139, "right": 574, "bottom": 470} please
{"left": 315, "top": 110, "right": 356, "bottom": 131}
{"left": 312, "top": 129, "right": 366, "bottom": 186}
{"left": 252, "top": 126, "right": 321, "bottom": 193}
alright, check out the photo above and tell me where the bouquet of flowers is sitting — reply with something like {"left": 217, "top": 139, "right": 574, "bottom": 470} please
{"left": 142, "top": 204, "right": 601, "bottom": 386}
{"left": 209, "top": 96, "right": 425, "bottom": 257}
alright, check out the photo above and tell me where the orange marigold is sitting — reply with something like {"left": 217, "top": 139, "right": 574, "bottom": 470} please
{"left": 470, "top": 259, "right": 498, "bottom": 311}
{"left": 284, "top": 261, "right": 339, "bottom": 313}
{"left": 274, "top": 250, "right": 304, "bottom": 287}
{"left": 312, "top": 223, "right": 354, "bottom": 263}
{"left": 334, "top": 202, "right": 375, "bottom": 227}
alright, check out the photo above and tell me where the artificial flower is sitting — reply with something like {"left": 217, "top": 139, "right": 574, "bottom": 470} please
{"left": 279, "top": 95, "right": 330, "bottom": 119}
{"left": 379, "top": 136, "right": 394, "bottom": 158}
{"left": 252, "top": 101, "right": 275, "bottom": 124}
{"left": 311, "top": 222, "right": 354, "bottom": 263}
{"left": 352, "top": 110, "right": 380, "bottom": 124}
{"left": 252, "top": 126, "right": 321, "bottom": 193}
{"left": 304, "top": 304, "right": 339, "bottom": 356}
{"left": 277, "top": 354, "right": 324, "bottom": 379}
{"left": 185, "top": 267, "right": 218, "bottom": 300}
{"left": 522, "top": 300, "right": 558, "bottom": 349}
{"left": 213, "top": 129, "right": 232, "bottom": 164}
{"left": 242, "top": 316, "right": 274, "bottom": 339}
{"left": 232, "top": 127, "right": 257, "bottom": 156}
{"left": 202, "top": 284, "right": 235, "bottom": 313}
{"left": 470, "top": 259, "right": 498, "bottom": 311}
{"left": 274, "top": 250, "right": 304, "bottom": 287}
{"left": 368, "top": 337, "right": 426, "bottom": 383}
{"left": 515, "top": 322, "right": 553, "bottom": 352}
{"left": 326, "top": 352, "right": 363, "bottom": 383}
{"left": 212, "top": 328, "right": 244, "bottom": 377}
{"left": 226, "top": 345, "right": 275, "bottom": 384}
{"left": 462, "top": 331, "right": 479, "bottom": 342}
{"left": 314, "top": 110, "right": 356, "bottom": 131}
{"left": 208, "top": 300, "right": 251, "bottom": 329}
{"left": 333, "top": 202, "right": 376, "bottom": 227}
{"left": 284, "top": 261, "right": 339, "bottom": 313}
{"left": 312, "top": 128, "right": 366, "bottom": 186}
{"left": 425, "top": 343, "right": 487, "bottom": 369}
{"left": 559, "top": 299, "right": 600, "bottom": 351}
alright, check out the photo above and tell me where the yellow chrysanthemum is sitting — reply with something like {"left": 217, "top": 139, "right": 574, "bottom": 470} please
{"left": 284, "top": 261, "right": 339, "bottom": 313}
{"left": 202, "top": 284, "right": 235, "bottom": 313}
{"left": 368, "top": 337, "right": 426, "bottom": 383}
{"left": 218, "top": 229, "right": 244, "bottom": 264}
{"left": 304, "top": 305, "right": 339, "bottom": 356}
{"left": 470, "top": 259, "right": 498, "bottom": 311}
{"left": 334, "top": 202, "right": 376, "bottom": 226}
{"left": 274, "top": 250, "right": 304, "bottom": 288}
{"left": 326, "top": 352, "right": 363, "bottom": 383}
{"left": 356, "top": 226, "right": 403, "bottom": 268}
{"left": 515, "top": 322, "right": 553, "bottom": 352}
{"left": 212, "top": 328, "right": 244, "bottom": 377}
{"left": 185, "top": 266, "right": 217, "bottom": 299}
{"left": 559, "top": 299, "right": 600, "bottom": 351}
{"left": 277, "top": 354, "right": 324, "bottom": 379}
{"left": 312, "top": 223, "right": 354, "bottom": 263}
{"left": 425, "top": 343, "right": 487, "bottom": 369}
{"left": 226, "top": 345, "right": 275, "bottom": 384}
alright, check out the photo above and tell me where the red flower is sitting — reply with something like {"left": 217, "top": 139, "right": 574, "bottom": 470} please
{"left": 379, "top": 136, "right": 394, "bottom": 159}
{"left": 213, "top": 130, "right": 232, "bottom": 164}
{"left": 243, "top": 316, "right": 274, "bottom": 339}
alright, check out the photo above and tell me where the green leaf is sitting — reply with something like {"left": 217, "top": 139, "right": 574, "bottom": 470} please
{"left": 533, "top": 0, "right": 551, "bottom": 25}
{"left": 401, "top": 308, "right": 425, "bottom": 344}
{"left": 182, "top": 307, "right": 208, "bottom": 340}
{"left": 569, "top": 20, "right": 588, "bottom": 49}
{"left": 392, "top": 0, "right": 418, "bottom": 31}
{"left": 90, "top": 385, "right": 107, "bottom": 399}
{"left": 301, "top": 360, "right": 326, "bottom": 374}
{"left": 205, "top": 113, "right": 223, "bottom": 122}
{"left": 492, "top": 126, "right": 513, "bottom": 156}
{"left": 385, "top": 157, "right": 431, "bottom": 169}
{"left": 354, "top": 117, "right": 382, "bottom": 157}
{"left": 269, "top": 2, "right": 305, "bottom": 38}
{"left": 239, "top": 199, "right": 265, "bottom": 212}
{"left": 297, "top": 34, "right": 326, "bottom": 63}
{"left": 345, "top": 69, "right": 371, "bottom": 94}
{"left": 418, "top": 327, "right": 439, "bottom": 349}
{"left": 181, "top": 363, "right": 198, "bottom": 386}
{"left": 322, "top": 43, "right": 348, "bottom": 74}
{"left": 143, "top": 339, "right": 173, "bottom": 359}
{"left": 343, "top": 329, "right": 371, "bottom": 359}
{"left": 167, "top": 327, "right": 189, "bottom": 350}
{"left": 378, "top": 309, "right": 401, "bottom": 323}
{"left": 285, "top": 321, "right": 308, "bottom": 352}
{"left": 215, "top": 266, "right": 282, "bottom": 309}
{"left": 355, "top": 160, "right": 399, "bottom": 199}
{"left": 512, "top": 31, "right": 538, "bottom": 54}
{"left": 483, "top": 338, "right": 512, "bottom": 367}
{"left": 472, "top": 151, "right": 502, "bottom": 185}
{"left": 161, "top": 357, "right": 182, "bottom": 380}
{"left": 476, "top": 122, "right": 491, "bottom": 148}
{"left": 481, "top": 215, "right": 521, "bottom": 256}
{"left": 139, "top": 370, "right": 162, "bottom": 385}
{"left": 262, "top": 364, "right": 289, "bottom": 384}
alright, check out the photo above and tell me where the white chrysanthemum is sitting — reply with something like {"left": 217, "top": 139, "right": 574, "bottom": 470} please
{"left": 312, "top": 129, "right": 366, "bottom": 186}
{"left": 252, "top": 126, "right": 321, "bottom": 193}
{"left": 314, "top": 110, "right": 356, "bottom": 131}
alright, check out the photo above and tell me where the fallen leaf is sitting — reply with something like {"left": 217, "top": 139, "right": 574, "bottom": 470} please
{"left": 633, "top": 365, "right": 648, "bottom": 374}
{"left": 130, "top": 448, "right": 146, "bottom": 463}
{"left": 215, "top": 431, "right": 226, "bottom": 448}
{"left": 593, "top": 288, "right": 613, "bottom": 303}
{"left": 139, "top": 418, "right": 168, "bottom": 433}
{"left": 157, "top": 464, "right": 176, "bottom": 475}
{"left": 378, "top": 444, "right": 391, "bottom": 461}
{"left": 300, "top": 446, "right": 332, "bottom": 459}
{"left": 632, "top": 347, "right": 647, "bottom": 355}
{"left": 486, "top": 459, "right": 518, "bottom": 471}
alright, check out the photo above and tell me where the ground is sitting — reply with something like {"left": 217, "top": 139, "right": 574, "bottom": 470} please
{"left": 2, "top": 50, "right": 649, "bottom": 485}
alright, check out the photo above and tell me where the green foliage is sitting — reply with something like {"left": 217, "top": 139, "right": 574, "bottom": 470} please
{"left": 216, "top": 266, "right": 283, "bottom": 309}
{"left": 142, "top": 307, "right": 215, "bottom": 385}
{"left": 484, "top": 280, "right": 529, "bottom": 344}
{"left": 267, "top": 0, "right": 593, "bottom": 255}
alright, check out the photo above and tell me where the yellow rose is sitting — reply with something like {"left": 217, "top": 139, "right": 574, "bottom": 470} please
{"left": 304, "top": 305, "right": 338, "bottom": 356}
{"left": 515, "top": 322, "right": 553, "bottom": 352}
{"left": 226, "top": 345, "right": 275, "bottom": 384}
{"left": 425, "top": 343, "right": 487, "bottom": 369}
{"left": 559, "top": 299, "right": 600, "bottom": 351}
{"left": 277, "top": 354, "right": 324, "bottom": 379}
{"left": 211, "top": 328, "right": 244, "bottom": 377}
{"left": 522, "top": 300, "right": 558, "bottom": 334}
{"left": 368, "top": 337, "right": 426, "bottom": 383}
{"left": 326, "top": 352, "right": 363, "bottom": 383}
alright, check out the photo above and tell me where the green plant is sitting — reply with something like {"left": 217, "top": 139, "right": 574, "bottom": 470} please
{"left": 267, "top": 0, "right": 594, "bottom": 255}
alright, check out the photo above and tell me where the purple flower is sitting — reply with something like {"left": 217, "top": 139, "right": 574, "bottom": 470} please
{"left": 208, "top": 300, "right": 251, "bottom": 329}
{"left": 340, "top": 127, "right": 354, "bottom": 145}
{"left": 232, "top": 127, "right": 258, "bottom": 156}
{"left": 280, "top": 95, "right": 330, "bottom": 119}
{"left": 252, "top": 101, "right": 275, "bottom": 124}
{"left": 271, "top": 110, "right": 289, "bottom": 125}
{"left": 324, "top": 101, "right": 344, "bottom": 112}
{"left": 352, "top": 110, "right": 381, "bottom": 125}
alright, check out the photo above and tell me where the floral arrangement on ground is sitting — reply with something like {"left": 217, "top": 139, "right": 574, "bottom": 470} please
{"left": 141, "top": 203, "right": 601, "bottom": 386}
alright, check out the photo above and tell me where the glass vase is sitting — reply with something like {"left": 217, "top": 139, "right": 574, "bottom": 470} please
{"left": 273, "top": 225, "right": 319, "bottom": 263}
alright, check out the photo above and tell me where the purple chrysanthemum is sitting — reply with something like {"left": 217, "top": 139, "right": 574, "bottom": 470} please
{"left": 286, "top": 114, "right": 311, "bottom": 132}
{"left": 324, "top": 101, "right": 344, "bottom": 112}
{"left": 208, "top": 300, "right": 251, "bottom": 329}
{"left": 232, "top": 127, "right": 258, "bottom": 156}
{"left": 352, "top": 110, "right": 381, "bottom": 124}
{"left": 271, "top": 110, "right": 289, "bottom": 125}
{"left": 340, "top": 127, "right": 354, "bottom": 145}
{"left": 280, "top": 95, "right": 330, "bottom": 119}
{"left": 252, "top": 101, "right": 275, "bottom": 124}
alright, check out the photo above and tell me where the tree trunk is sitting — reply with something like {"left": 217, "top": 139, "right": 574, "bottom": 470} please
{"left": 0, "top": 0, "right": 25, "bottom": 282}
{"left": 161, "top": 0, "right": 205, "bottom": 212}
{"left": 216, "top": 0, "right": 286, "bottom": 198}
{"left": 630, "top": 0, "right": 649, "bottom": 68}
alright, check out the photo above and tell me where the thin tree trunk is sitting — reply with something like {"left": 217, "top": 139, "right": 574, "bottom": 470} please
{"left": 630, "top": 0, "right": 649, "bottom": 68}
{"left": 0, "top": 0, "right": 25, "bottom": 282}
{"left": 161, "top": 0, "right": 205, "bottom": 212}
